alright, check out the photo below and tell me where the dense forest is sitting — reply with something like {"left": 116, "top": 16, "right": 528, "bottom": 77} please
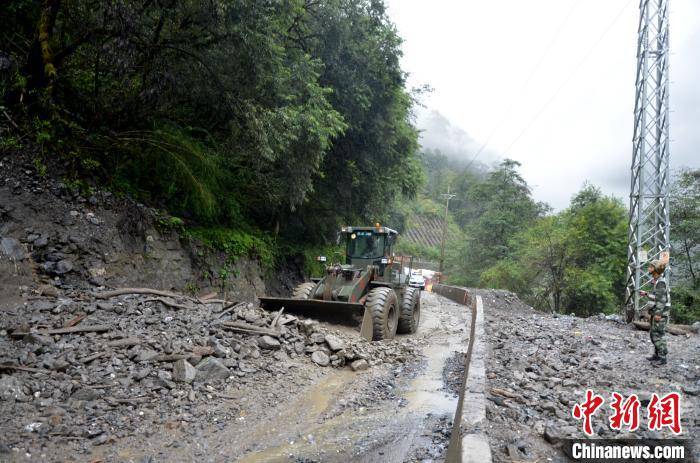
{"left": 1, "top": 0, "right": 422, "bottom": 247}
{"left": 1, "top": 1, "right": 697, "bottom": 322}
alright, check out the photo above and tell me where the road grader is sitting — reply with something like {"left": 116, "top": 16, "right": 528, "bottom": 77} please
{"left": 259, "top": 225, "right": 421, "bottom": 341}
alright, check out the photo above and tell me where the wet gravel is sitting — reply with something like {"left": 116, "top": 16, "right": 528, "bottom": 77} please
{"left": 474, "top": 288, "right": 700, "bottom": 463}
{"left": 441, "top": 351, "right": 465, "bottom": 398}
{"left": 0, "top": 292, "right": 423, "bottom": 462}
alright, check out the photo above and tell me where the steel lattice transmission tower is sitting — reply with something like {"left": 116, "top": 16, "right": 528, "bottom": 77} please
{"left": 625, "top": 0, "right": 671, "bottom": 320}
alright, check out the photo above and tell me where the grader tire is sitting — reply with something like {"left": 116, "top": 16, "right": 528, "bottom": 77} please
{"left": 292, "top": 282, "right": 316, "bottom": 300}
{"left": 397, "top": 287, "right": 421, "bottom": 334}
{"left": 366, "top": 287, "right": 399, "bottom": 341}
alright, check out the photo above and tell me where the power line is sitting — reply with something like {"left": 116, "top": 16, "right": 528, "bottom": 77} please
{"left": 501, "top": 0, "right": 635, "bottom": 156}
{"left": 464, "top": 0, "right": 582, "bottom": 171}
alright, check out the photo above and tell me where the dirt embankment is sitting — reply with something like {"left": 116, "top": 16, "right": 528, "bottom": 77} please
{"left": 475, "top": 289, "right": 699, "bottom": 463}
{"left": 0, "top": 154, "right": 276, "bottom": 309}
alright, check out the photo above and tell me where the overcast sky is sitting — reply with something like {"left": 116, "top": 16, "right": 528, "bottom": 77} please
{"left": 385, "top": 0, "right": 699, "bottom": 209}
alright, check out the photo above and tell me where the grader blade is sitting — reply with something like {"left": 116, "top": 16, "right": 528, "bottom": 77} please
{"left": 359, "top": 307, "right": 373, "bottom": 341}
{"left": 259, "top": 297, "right": 364, "bottom": 313}
{"left": 258, "top": 297, "right": 372, "bottom": 340}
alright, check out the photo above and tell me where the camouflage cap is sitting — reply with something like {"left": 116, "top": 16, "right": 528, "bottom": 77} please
{"left": 647, "top": 259, "right": 667, "bottom": 273}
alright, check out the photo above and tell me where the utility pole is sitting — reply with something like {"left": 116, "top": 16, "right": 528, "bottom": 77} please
{"left": 439, "top": 185, "right": 456, "bottom": 282}
{"left": 625, "top": 0, "right": 671, "bottom": 321}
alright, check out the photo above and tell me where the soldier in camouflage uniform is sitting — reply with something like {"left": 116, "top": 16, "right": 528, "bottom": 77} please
{"left": 640, "top": 260, "right": 670, "bottom": 366}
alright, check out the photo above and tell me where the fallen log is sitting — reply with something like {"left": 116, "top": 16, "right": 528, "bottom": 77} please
{"left": 491, "top": 388, "right": 520, "bottom": 399}
{"left": 105, "top": 337, "right": 142, "bottom": 348}
{"left": 198, "top": 291, "right": 218, "bottom": 301}
{"left": 63, "top": 314, "right": 86, "bottom": 328}
{"left": 0, "top": 363, "right": 54, "bottom": 374}
{"left": 218, "top": 321, "right": 280, "bottom": 337}
{"left": 632, "top": 320, "right": 692, "bottom": 336}
{"left": 675, "top": 323, "right": 699, "bottom": 333}
{"left": 94, "top": 287, "right": 196, "bottom": 302}
{"left": 143, "top": 297, "right": 194, "bottom": 310}
{"left": 10, "top": 324, "right": 110, "bottom": 337}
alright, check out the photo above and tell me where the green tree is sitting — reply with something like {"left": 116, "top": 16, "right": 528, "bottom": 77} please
{"left": 481, "top": 184, "right": 627, "bottom": 316}
{"left": 669, "top": 168, "right": 700, "bottom": 323}
{"left": 293, "top": 0, "right": 423, "bottom": 241}
{"left": 446, "top": 159, "right": 545, "bottom": 286}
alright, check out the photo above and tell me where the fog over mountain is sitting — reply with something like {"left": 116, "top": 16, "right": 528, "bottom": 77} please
{"left": 417, "top": 110, "right": 499, "bottom": 168}
{"left": 388, "top": 0, "right": 700, "bottom": 210}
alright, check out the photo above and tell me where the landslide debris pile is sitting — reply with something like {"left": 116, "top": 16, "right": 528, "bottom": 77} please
{"left": 0, "top": 289, "right": 420, "bottom": 453}
{"left": 476, "top": 289, "right": 700, "bottom": 463}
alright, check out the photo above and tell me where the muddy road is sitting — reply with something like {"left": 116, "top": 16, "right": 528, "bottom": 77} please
{"left": 1, "top": 292, "right": 472, "bottom": 462}
{"left": 165, "top": 291, "right": 470, "bottom": 463}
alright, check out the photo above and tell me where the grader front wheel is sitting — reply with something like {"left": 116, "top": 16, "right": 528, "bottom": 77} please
{"left": 366, "top": 287, "right": 399, "bottom": 341}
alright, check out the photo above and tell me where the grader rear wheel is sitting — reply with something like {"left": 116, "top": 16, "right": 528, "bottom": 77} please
{"left": 397, "top": 287, "right": 420, "bottom": 334}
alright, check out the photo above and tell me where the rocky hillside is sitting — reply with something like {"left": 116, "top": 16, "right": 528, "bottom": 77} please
{"left": 0, "top": 154, "right": 269, "bottom": 309}
{"left": 403, "top": 215, "right": 444, "bottom": 248}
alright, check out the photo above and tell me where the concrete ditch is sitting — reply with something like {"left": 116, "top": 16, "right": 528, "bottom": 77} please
{"left": 433, "top": 284, "right": 492, "bottom": 463}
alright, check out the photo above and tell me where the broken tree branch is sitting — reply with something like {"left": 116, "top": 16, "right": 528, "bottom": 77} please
{"left": 216, "top": 301, "right": 246, "bottom": 319}
{"left": 632, "top": 321, "right": 692, "bottom": 336}
{"left": 218, "top": 321, "right": 280, "bottom": 337}
{"left": 204, "top": 299, "right": 237, "bottom": 305}
{"left": 143, "top": 297, "right": 193, "bottom": 310}
{"left": 104, "top": 337, "right": 141, "bottom": 348}
{"left": 0, "top": 363, "right": 55, "bottom": 374}
{"left": 270, "top": 307, "right": 285, "bottom": 328}
{"left": 94, "top": 287, "right": 196, "bottom": 302}
{"left": 10, "top": 324, "right": 110, "bottom": 337}
{"left": 63, "top": 314, "right": 86, "bottom": 328}
{"left": 198, "top": 291, "right": 218, "bottom": 301}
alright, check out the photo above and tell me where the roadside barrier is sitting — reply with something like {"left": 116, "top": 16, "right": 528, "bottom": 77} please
{"left": 434, "top": 284, "right": 478, "bottom": 463}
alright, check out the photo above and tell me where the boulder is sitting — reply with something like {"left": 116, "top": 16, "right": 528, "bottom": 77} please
{"left": 0, "top": 237, "right": 25, "bottom": 260}
{"left": 309, "top": 332, "right": 325, "bottom": 344}
{"left": 54, "top": 259, "right": 74, "bottom": 274}
{"left": 0, "top": 375, "right": 28, "bottom": 402}
{"left": 135, "top": 349, "right": 159, "bottom": 363}
{"left": 34, "top": 236, "right": 49, "bottom": 248}
{"left": 350, "top": 359, "right": 369, "bottom": 372}
{"left": 172, "top": 360, "right": 196, "bottom": 383}
{"left": 258, "top": 335, "right": 281, "bottom": 350}
{"left": 311, "top": 351, "right": 330, "bottom": 367}
{"left": 324, "top": 334, "right": 345, "bottom": 351}
{"left": 195, "top": 358, "right": 230, "bottom": 383}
